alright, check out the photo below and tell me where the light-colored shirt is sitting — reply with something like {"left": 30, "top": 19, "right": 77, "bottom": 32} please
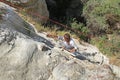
{"left": 58, "top": 36, "right": 78, "bottom": 50}
{"left": 63, "top": 39, "right": 78, "bottom": 50}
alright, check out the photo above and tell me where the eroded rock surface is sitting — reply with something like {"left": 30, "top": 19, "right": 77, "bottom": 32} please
{"left": 4, "top": 0, "right": 49, "bottom": 23}
{"left": 0, "top": 2, "right": 120, "bottom": 80}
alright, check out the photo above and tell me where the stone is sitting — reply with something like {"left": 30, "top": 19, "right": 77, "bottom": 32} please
{"left": 0, "top": 2, "right": 120, "bottom": 80}
{"left": 5, "top": 0, "right": 49, "bottom": 23}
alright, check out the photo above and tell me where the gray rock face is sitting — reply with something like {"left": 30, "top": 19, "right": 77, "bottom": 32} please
{"left": 0, "top": 2, "right": 35, "bottom": 36}
{"left": 0, "top": 2, "right": 120, "bottom": 80}
{"left": 5, "top": 0, "right": 49, "bottom": 23}
{"left": 49, "top": 61, "right": 113, "bottom": 80}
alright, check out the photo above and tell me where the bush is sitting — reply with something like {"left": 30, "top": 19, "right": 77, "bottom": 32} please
{"left": 71, "top": 18, "right": 89, "bottom": 34}
{"left": 90, "top": 34, "right": 120, "bottom": 56}
{"left": 70, "top": 18, "right": 90, "bottom": 41}
{"left": 83, "top": 0, "right": 120, "bottom": 35}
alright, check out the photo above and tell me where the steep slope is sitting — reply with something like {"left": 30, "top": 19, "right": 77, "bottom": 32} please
{"left": 3, "top": 0, "right": 49, "bottom": 23}
{"left": 0, "top": 2, "right": 120, "bottom": 80}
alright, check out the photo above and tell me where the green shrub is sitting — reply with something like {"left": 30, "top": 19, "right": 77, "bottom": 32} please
{"left": 71, "top": 18, "right": 89, "bottom": 34}
{"left": 83, "top": 0, "right": 120, "bottom": 35}
{"left": 90, "top": 34, "right": 120, "bottom": 56}
{"left": 70, "top": 18, "right": 90, "bottom": 40}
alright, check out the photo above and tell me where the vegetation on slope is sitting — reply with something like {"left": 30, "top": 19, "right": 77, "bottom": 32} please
{"left": 83, "top": 0, "right": 120, "bottom": 35}
{"left": 16, "top": 0, "right": 120, "bottom": 65}
{"left": 82, "top": 0, "right": 120, "bottom": 65}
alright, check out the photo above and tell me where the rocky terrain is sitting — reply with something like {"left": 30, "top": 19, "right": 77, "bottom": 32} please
{"left": 0, "top": 1, "right": 120, "bottom": 80}
{"left": 4, "top": 0, "right": 49, "bottom": 23}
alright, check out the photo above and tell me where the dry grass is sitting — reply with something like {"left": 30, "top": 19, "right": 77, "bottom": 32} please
{"left": 18, "top": 10, "right": 49, "bottom": 32}
{"left": 18, "top": 10, "right": 79, "bottom": 40}
{"left": 109, "top": 56, "right": 120, "bottom": 67}
{"left": 17, "top": 11, "right": 120, "bottom": 68}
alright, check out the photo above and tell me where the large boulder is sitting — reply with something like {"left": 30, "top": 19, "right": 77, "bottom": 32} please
{"left": 0, "top": 2, "right": 35, "bottom": 36}
{"left": 0, "top": 2, "right": 120, "bottom": 80}
{"left": 0, "top": 2, "right": 52, "bottom": 46}
{"left": 5, "top": 0, "right": 49, "bottom": 23}
{"left": 0, "top": 28, "right": 116, "bottom": 80}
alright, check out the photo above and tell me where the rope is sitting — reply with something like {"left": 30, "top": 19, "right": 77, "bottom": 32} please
{"left": 29, "top": 12, "right": 85, "bottom": 36}
{"left": 0, "top": 0, "right": 90, "bottom": 40}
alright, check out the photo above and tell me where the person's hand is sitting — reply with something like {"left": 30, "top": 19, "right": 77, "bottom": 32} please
{"left": 61, "top": 47, "right": 65, "bottom": 51}
{"left": 68, "top": 48, "right": 76, "bottom": 53}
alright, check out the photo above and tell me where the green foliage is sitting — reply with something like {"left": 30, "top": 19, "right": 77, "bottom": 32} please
{"left": 71, "top": 18, "right": 89, "bottom": 34}
{"left": 70, "top": 18, "right": 90, "bottom": 40}
{"left": 91, "top": 0, "right": 120, "bottom": 16}
{"left": 83, "top": 0, "right": 120, "bottom": 34}
{"left": 84, "top": 0, "right": 120, "bottom": 56}
{"left": 84, "top": 0, "right": 120, "bottom": 16}
{"left": 90, "top": 34, "right": 120, "bottom": 56}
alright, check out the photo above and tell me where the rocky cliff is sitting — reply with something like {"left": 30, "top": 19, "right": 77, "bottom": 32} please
{"left": 0, "top": 2, "right": 120, "bottom": 80}
{"left": 4, "top": 0, "right": 49, "bottom": 23}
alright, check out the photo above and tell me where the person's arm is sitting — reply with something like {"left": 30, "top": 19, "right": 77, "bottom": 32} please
{"left": 68, "top": 48, "right": 76, "bottom": 53}
{"left": 70, "top": 39, "right": 78, "bottom": 53}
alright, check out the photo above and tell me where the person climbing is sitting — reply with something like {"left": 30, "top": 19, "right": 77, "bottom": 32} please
{"left": 59, "top": 33, "right": 78, "bottom": 53}
{"left": 47, "top": 33, "right": 87, "bottom": 60}
{"left": 46, "top": 33, "right": 78, "bottom": 52}
{"left": 58, "top": 33, "right": 87, "bottom": 60}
